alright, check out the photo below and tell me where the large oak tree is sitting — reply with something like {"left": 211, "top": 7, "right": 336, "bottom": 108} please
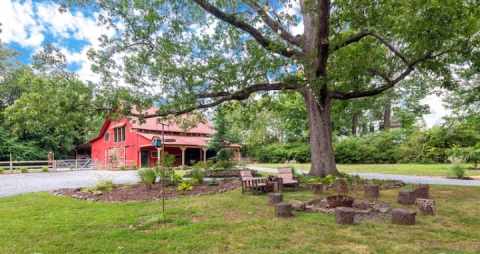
{"left": 89, "top": 0, "right": 480, "bottom": 176}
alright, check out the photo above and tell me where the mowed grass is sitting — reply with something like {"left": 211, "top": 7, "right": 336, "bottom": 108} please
{"left": 1, "top": 186, "right": 480, "bottom": 254}
{"left": 250, "top": 163, "right": 480, "bottom": 177}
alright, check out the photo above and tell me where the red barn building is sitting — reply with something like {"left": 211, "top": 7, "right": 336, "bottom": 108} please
{"left": 90, "top": 110, "right": 241, "bottom": 169}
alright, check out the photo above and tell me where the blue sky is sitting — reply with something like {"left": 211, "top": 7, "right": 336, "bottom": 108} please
{"left": 0, "top": 0, "right": 449, "bottom": 127}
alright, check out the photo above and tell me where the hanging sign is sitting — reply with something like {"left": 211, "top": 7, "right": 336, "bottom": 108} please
{"left": 152, "top": 137, "right": 162, "bottom": 148}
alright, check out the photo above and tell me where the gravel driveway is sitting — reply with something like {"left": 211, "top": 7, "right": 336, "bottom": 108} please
{"left": 0, "top": 170, "right": 139, "bottom": 198}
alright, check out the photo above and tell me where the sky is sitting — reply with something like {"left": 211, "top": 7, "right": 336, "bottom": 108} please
{"left": 0, "top": 0, "right": 450, "bottom": 127}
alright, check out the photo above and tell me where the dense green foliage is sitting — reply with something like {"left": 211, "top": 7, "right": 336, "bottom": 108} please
{"left": 249, "top": 123, "right": 480, "bottom": 164}
{"left": 0, "top": 44, "right": 103, "bottom": 160}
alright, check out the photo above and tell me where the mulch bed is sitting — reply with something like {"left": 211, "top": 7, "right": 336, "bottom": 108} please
{"left": 53, "top": 180, "right": 241, "bottom": 202}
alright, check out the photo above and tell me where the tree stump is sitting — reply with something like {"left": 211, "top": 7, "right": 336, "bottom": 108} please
{"left": 398, "top": 190, "right": 416, "bottom": 205}
{"left": 335, "top": 207, "right": 355, "bottom": 225}
{"left": 391, "top": 208, "right": 416, "bottom": 225}
{"left": 416, "top": 198, "right": 436, "bottom": 215}
{"left": 414, "top": 184, "right": 430, "bottom": 199}
{"left": 275, "top": 202, "right": 294, "bottom": 218}
{"left": 311, "top": 183, "right": 324, "bottom": 194}
{"left": 335, "top": 179, "right": 349, "bottom": 194}
{"left": 268, "top": 193, "right": 283, "bottom": 205}
{"left": 364, "top": 184, "right": 380, "bottom": 200}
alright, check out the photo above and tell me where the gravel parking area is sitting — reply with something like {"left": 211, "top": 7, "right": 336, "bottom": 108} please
{"left": 0, "top": 170, "right": 139, "bottom": 198}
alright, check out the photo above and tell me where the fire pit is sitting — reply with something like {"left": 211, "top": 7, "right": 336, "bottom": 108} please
{"left": 326, "top": 195, "right": 354, "bottom": 208}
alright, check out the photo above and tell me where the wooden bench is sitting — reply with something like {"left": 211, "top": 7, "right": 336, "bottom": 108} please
{"left": 240, "top": 170, "right": 269, "bottom": 194}
{"left": 277, "top": 168, "right": 299, "bottom": 189}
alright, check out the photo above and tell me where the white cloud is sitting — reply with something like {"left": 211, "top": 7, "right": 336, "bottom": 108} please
{"left": 0, "top": 0, "right": 44, "bottom": 48}
{"left": 421, "top": 93, "right": 450, "bottom": 128}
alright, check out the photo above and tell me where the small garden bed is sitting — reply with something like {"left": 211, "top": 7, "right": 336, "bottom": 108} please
{"left": 53, "top": 179, "right": 241, "bottom": 202}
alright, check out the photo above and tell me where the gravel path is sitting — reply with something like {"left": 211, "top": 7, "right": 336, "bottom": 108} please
{"left": 249, "top": 166, "right": 480, "bottom": 187}
{"left": 0, "top": 170, "right": 139, "bottom": 198}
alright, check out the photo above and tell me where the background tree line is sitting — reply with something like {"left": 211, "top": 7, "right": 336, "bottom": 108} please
{"left": 0, "top": 43, "right": 103, "bottom": 160}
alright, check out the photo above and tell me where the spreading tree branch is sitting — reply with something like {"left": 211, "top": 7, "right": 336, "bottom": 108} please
{"left": 131, "top": 81, "right": 299, "bottom": 118}
{"left": 332, "top": 30, "right": 409, "bottom": 64}
{"left": 244, "top": 1, "right": 302, "bottom": 47}
{"left": 192, "top": 0, "right": 301, "bottom": 58}
{"left": 331, "top": 53, "right": 433, "bottom": 100}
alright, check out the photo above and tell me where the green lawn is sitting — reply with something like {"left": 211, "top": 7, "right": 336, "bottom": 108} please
{"left": 1, "top": 186, "right": 480, "bottom": 253}
{"left": 249, "top": 163, "right": 480, "bottom": 177}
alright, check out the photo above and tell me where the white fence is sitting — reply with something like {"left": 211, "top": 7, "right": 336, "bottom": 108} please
{"left": 0, "top": 159, "right": 95, "bottom": 172}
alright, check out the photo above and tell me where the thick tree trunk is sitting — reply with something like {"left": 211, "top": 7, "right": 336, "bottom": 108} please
{"left": 383, "top": 101, "right": 391, "bottom": 130}
{"left": 304, "top": 90, "right": 338, "bottom": 177}
{"left": 352, "top": 111, "right": 359, "bottom": 136}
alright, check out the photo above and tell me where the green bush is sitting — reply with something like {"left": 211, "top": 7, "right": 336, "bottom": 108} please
{"left": 20, "top": 168, "right": 28, "bottom": 173}
{"left": 213, "top": 160, "right": 236, "bottom": 170}
{"left": 95, "top": 180, "right": 114, "bottom": 192}
{"left": 449, "top": 164, "right": 466, "bottom": 179}
{"left": 177, "top": 181, "right": 193, "bottom": 192}
{"left": 41, "top": 166, "right": 49, "bottom": 173}
{"left": 0, "top": 168, "right": 4, "bottom": 174}
{"left": 138, "top": 168, "right": 156, "bottom": 188}
{"left": 190, "top": 168, "right": 205, "bottom": 185}
{"left": 250, "top": 142, "right": 310, "bottom": 163}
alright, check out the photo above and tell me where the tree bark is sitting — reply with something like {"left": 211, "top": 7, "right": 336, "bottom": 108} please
{"left": 352, "top": 111, "right": 359, "bottom": 136}
{"left": 383, "top": 101, "right": 391, "bottom": 130}
{"left": 304, "top": 90, "right": 338, "bottom": 177}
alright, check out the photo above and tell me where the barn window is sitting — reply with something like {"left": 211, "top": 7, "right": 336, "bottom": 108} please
{"left": 114, "top": 126, "right": 126, "bottom": 142}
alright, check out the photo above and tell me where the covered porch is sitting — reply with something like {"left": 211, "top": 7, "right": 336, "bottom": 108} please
{"left": 139, "top": 145, "right": 214, "bottom": 168}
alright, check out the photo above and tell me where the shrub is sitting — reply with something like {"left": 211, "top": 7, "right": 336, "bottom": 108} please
{"left": 321, "top": 174, "right": 336, "bottom": 185}
{"left": 138, "top": 168, "right": 156, "bottom": 189}
{"left": 0, "top": 168, "right": 4, "bottom": 174}
{"left": 190, "top": 168, "right": 205, "bottom": 185}
{"left": 94, "top": 180, "right": 114, "bottom": 192}
{"left": 213, "top": 160, "right": 236, "bottom": 170}
{"left": 20, "top": 168, "right": 29, "bottom": 173}
{"left": 41, "top": 166, "right": 49, "bottom": 173}
{"left": 169, "top": 171, "right": 183, "bottom": 186}
{"left": 177, "top": 181, "right": 193, "bottom": 192}
{"left": 449, "top": 164, "right": 466, "bottom": 179}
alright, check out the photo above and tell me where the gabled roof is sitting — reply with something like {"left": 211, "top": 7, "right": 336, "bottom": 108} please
{"left": 130, "top": 108, "right": 215, "bottom": 135}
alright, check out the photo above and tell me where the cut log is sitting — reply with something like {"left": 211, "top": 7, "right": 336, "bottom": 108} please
{"left": 335, "top": 207, "right": 355, "bottom": 225}
{"left": 311, "top": 183, "right": 324, "bottom": 194}
{"left": 364, "top": 184, "right": 380, "bottom": 199}
{"left": 398, "top": 190, "right": 416, "bottom": 205}
{"left": 414, "top": 184, "right": 430, "bottom": 199}
{"left": 416, "top": 198, "right": 436, "bottom": 216}
{"left": 275, "top": 202, "right": 294, "bottom": 218}
{"left": 268, "top": 193, "right": 283, "bottom": 205}
{"left": 391, "top": 208, "right": 416, "bottom": 225}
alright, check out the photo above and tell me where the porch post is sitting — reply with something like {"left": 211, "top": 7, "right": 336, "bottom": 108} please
{"left": 202, "top": 148, "right": 207, "bottom": 163}
{"left": 181, "top": 147, "right": 186, "bottom": 167}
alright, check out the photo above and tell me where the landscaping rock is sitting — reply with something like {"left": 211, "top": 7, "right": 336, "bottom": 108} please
{"left": 398, "top": 190, "right": 416, "bottom": 205}
{"left": 335, "top": 179, "right": 349, "bottom": 194}
{"left": 335, "top": 207, "right": 355, "bottom": 225}
{"left": 373, "top": 202, "right": 391, "bottom": 213}
{"left": 414, "top": 184, "right": 430, "bottom": 199}
{"left": 268, "top": 193, "right": 283, "bottom": 205}
{"left": 353, "top": 200, "right": 371, "bottom": 210}
{"left": 416, "top": 198, "right": 436, "bottom": 216}
{"left": 326, "top": 195, "right": 354, "bottom": 208}
{"left": 275, "top": 202, "right": 294, "bottom": 218}
{"left": 364, "top": 184, "right": 380, "bottom": 199}
{"left": 289, "top": 200, "right": 306, "bottom": 211}
{"left": 391, "top": 208, "right": 416, "bottom": 225}
{"left": 311, "top": 183, "right": 324, "bottom": 194}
